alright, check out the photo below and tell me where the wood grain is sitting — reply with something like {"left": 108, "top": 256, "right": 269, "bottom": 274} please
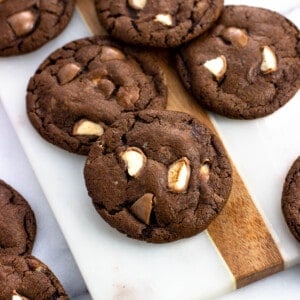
{"left": 208, "top": 169, "right": 283, "bottom": 288}
{"left": 76, "top": 0, "right": 284, "bottom": 288}
{"left": 76, "top": 0, "right": 106, "bottom": 35}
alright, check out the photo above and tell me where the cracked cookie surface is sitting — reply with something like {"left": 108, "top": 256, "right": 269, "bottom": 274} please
{"left": 0, "top": 180, "right": 36, "bottom": 256}
{"left": 0, "top": 0, "right": 75, "bottom": 56}
{"left": 84, "top": 110, "right": 232, "bottom": 243}
{"left": 0, "top": 255, "right": 68, "bottom": 299}
{"left": 95, "top": 0, "right": 224, "bottom": 48}
{"left": 176, "top": 5, "right": 300, "bottom": 119}
{"left": 282, "top": 157, "right": 300, "bottom": 242}
{"left": 26, "top": 36, "right": 167, "bottom": 155}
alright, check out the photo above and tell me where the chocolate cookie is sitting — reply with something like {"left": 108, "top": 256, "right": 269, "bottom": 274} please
{"left": 27, "top": 36, "right": 167, "bottom": 155}
{"left": 0, "top": 255, "right": 68, "bottom": 299}
{"left": 95, "top": 0, "right": 224, "bottom": 48}
{"left": 0, "top": 180, "right": 36, "bottom": 256}
{"left": 84, "top": 110, "right": 232, "bottom": 243}
{"left": 176, "top": 5, "right": 300, "bottom": 119}
{"left": 282, "top": 157, "right": 300, "bottom": 242}
{"left": 0, "top": 0, "right": 75, "bottom": 56}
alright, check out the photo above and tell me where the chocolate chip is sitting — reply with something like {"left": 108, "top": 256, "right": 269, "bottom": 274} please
{"left": 57, "top": 63, "right": 81, "bottom": 85}
{"left": 221, "top": 27, "right": 249, "bottom": 48}
{"left": 7, "top": 10, "right": 36, "bottom": 37}
{"left": 130, "top": 193, "right": 154, "bottom": 225}
{"left": 100, "top": 46, "right": 125, "bottom": 62}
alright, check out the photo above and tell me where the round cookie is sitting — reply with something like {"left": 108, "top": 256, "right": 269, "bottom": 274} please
{"left": 84, "top": 110, "right": 232, "bottom": 243}
{"left": 0, "top": 0, "right": 75, "bottom": 56}
{"left": 176, "top": 5, "right": 300, "bottom": 119}
{"left": 0, "top": 180, "right": 36, "bottom": 256}
{"left": 26, "top": 36, "right": 167, "bottom": 155}
{"left": 95, "top": 0, "right": 224, "bottom": 48}
{"left": 282, "top": 157, "right": 300, "bottom": 242}
{"left": 0, "top": 255, "right": 68, "bottom": 299}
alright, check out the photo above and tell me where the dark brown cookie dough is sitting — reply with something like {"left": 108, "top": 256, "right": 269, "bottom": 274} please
{"left": 176, "top": 5, "right": 300, "bottom": 119}
{"left": 26, "top": 36, "right": 167, "bottom": 155}
{"left": 0, "top": 0, "right": 75, "bottom": 56}
{"left": 0, "top": 180, "right": 36, "bottom": 256}
{"left": 84, "top": 110, "right": 232, "bottom": 243}
{"left": 95, "top": 0, "right": 224, "bottom": 48}
{"left": 0, "top": 255, "right": 68, "bottom": 299}
{"left": 282, "top": 157, "right": 300, "bottom": 242}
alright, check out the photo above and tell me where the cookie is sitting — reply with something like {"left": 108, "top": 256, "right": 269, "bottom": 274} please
{"left": 0, "top": 180, "right": 36, "bottom": 256}
{"left": 95, "top": 0, "right": 224, "bottom": 48}
{"left": 26, "top": 36, "right": 167, "bottom": 155}
{"left": 176, "top": 5, "right": 300, "bottom": 119}
{"left": 282, "top": 157, "right": 300, "bottom": 242}
{"left": 0, "top": 0, "right": 75, "bottom": 56}
{"left": 84, "top": 110, "right": 232, "bottom": 243}
{"left": 0, "top": 255, "right": 68, "bottom": 299}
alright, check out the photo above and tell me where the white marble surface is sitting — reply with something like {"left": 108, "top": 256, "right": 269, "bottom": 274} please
{"left": 1, "top": 99, "right": 300, "bottom": 300}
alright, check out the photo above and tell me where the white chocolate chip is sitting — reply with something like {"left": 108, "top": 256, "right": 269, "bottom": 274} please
{"left": 260, "top": 46, "right": 277, "bottom": 74}
{"left": 168, "top": 157, "right": 191, "bottom": 193}
{"left": 57, "top": 63, "right": 81, "bottom": 85}
{"left": 12, "top": 290, "right": 29, "bottom": 300}
{"left": 7, "top": 11, "right": 36, "bottom": 37}
{"left": 128, "top": 0, "right": 146, "bottom": 10}
{"left": 221, "top": 27, "right": 248, "bottom": 48}
{"left": 154, "top": 14, "right": 173, "bottom": 26}
{"left": 203, "top": 55, "right": 227, "bottom": 81}
{"left": 120, "top": 147, "right": 147, "bottom": 177}
{"left": 72, "top": 119, "right": 104, "bottom": 136}
{"left": 100, "top": 46, "right": 125, "bottom": 62}
{"left": 35, "top": 265, "right": 45, "bottom": 272}
{"left": 12, "top": 295, "right": 27, "bottom": 300}
{"left": 199, "top": 163, "right": 210, "bottom": 182}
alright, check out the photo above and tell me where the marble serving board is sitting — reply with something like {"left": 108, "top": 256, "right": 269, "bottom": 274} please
{"left": 0, "top": 0, "right": 299, "bottom": 299}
